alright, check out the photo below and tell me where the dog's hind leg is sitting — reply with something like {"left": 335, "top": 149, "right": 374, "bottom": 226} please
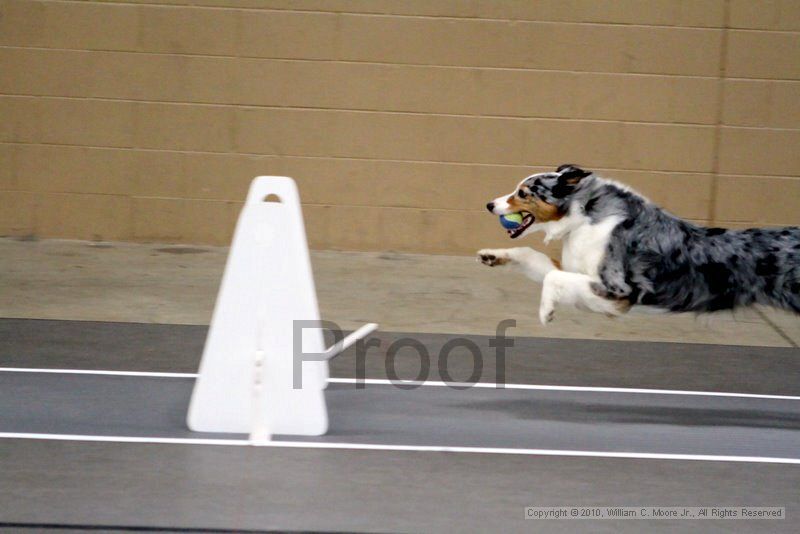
{"left": 477, "top": 247, "right": 559, "bottom": 283}
{"left": 539, "top": 271, "right": 630, "bottom": 324}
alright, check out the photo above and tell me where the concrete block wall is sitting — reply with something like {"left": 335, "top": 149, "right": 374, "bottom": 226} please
{"left": 1, "top": 0, "right": 799, "bottom": 254}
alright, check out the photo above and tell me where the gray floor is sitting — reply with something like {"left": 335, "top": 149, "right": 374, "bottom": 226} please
{"left": 1, "top": 318, "right": 799, "bottom": 533}
{"left": 2, "top": 439, "right": 797, "bottom": 534}
{"left": 3, "top": 318, "right": 800, "bottom": 394}
{"left": 2, "top": 373, "right": 800, "bottom": 461}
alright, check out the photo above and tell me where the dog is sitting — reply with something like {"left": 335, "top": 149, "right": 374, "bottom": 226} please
{"left": 478, "top": 164, "right": 800, "bottom": 324}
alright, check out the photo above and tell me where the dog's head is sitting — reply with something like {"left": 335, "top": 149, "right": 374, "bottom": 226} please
{"left": 486, "top": 164, "right": 593, "bottom": 238}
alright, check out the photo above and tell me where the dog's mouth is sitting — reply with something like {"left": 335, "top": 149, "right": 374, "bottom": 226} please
{"left": 508, "top": 212, "right": 535, "bottom": 239}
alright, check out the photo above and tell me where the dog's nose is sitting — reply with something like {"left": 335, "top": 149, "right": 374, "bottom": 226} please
{"left": 486, "top": 202, "right": 495, "bottom": 213}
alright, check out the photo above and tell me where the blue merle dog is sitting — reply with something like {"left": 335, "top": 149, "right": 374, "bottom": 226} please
{"left": 479, "top": 164, "right": 800, "bottom": 324}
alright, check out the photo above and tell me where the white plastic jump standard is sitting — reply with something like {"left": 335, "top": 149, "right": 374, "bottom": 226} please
{"left": 187, "top": 177, "right": 377, "bottom": 443}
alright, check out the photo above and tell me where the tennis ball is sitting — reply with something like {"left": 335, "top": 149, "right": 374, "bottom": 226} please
{"left": 499, "top": 213, "right": 523, "bottom": 229}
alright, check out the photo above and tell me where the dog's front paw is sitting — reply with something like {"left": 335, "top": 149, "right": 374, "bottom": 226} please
{"left": 477, "top": 249, "right": 511, "bottom": 267}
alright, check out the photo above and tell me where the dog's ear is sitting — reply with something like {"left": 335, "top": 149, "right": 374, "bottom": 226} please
{"left": 556, "top": 164, "right": 592, "bottom": 186}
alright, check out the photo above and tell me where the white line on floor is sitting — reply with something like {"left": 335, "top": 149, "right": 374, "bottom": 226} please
{"left": 2, "top": 367, "right": 800, "bottom": 401}
{"left": 0, "top": 432, "right": 249, "bottom": 446}
{"left": 328, "top": 378, "right": 800, "bottom": 401}
{"left": 0, "top": 431, "right": 798, "bottom": 465}
{"left": 0, "top": 367, "right": 196, "bottom": 378}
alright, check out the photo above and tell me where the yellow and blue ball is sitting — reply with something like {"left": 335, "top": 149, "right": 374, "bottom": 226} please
{"left": 499, "top": 213, "right": 524, "bottom": 229}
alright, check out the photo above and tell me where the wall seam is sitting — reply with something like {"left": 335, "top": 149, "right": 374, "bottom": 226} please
{"left": 0, "top": 45, "right": 725, "bottom": 79}
{"left": 0, "top": 93, "right": 725, "bottom": 128}
{"left": 710, "top": 0, "right": 732, "bottom": 225}
{"left": 33, "top": 0, "right": 736, "bottom": 30}
{"left": 0, "top": 141, "right": 719, "bottom": 175}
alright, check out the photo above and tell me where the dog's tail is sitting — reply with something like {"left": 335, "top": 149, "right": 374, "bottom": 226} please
{"left": 755, "top": 231, "right": 800, "bottom": 315}
{"left": 765, "top": 273, "right": 800, "bottom": 314}
{"left": 697, "top": 226, "right": 800, "bottom": 315}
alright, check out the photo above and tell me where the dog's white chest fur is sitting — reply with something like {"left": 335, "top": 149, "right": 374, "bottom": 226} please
{"left": 559, "top": 215, "right": 622, "bottom": 276}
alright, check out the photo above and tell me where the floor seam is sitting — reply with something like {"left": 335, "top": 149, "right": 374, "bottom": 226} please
{"left": 755, "top": 307, "right": 799, "bottom": 348}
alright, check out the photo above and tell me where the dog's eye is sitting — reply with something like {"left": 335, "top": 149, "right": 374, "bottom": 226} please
{"left": 518, "top": 190, "right": 528, "bottom": 199}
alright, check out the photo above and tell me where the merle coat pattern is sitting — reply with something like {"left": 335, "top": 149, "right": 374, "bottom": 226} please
{"left": 480, "top": 165, "right": 800, "bottom": 322}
